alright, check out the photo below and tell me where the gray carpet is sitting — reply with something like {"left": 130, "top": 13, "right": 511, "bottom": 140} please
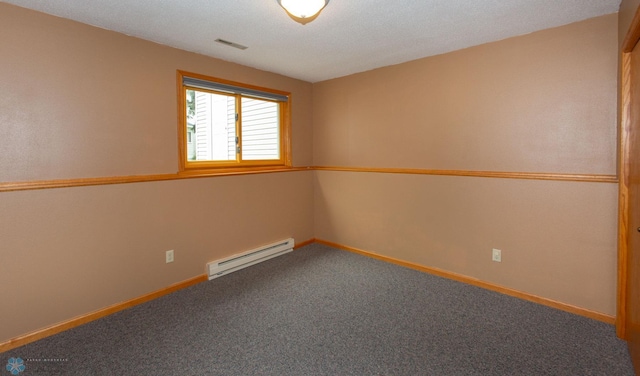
{"left": 2, "top": 243, "right": 634, "bottom": 375}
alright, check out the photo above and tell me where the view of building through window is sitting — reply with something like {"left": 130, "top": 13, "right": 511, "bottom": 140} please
{"left": 186, "top": 89, "right": 280, "bottom": 162}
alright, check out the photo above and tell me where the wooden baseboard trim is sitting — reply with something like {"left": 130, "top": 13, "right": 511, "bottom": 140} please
{"left": 294, "top": 238, "right": 316, "bottom": 249}
{"left": 1, "top": 237, "right": 613, "bottom": 353}
{"left": 0, "top": 274, "right": 207, "bottom": 353}
{"left": 315, "top": 239, "right": 615, "bottom": 325}
{"left": 0, "top": 238, "right": 315, "bottom": 353}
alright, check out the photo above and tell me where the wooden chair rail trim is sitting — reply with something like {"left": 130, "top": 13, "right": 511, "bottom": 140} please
{"left": 0, "top": 167, "right": 312, "bottom": 193}
{"left": 0, "top": 238, "right": 315, "bottom": 353}
{"left": 0, "top": 166, "right": 617, "bottom": 193}
{"left": 314, "top": 166, "right": 618, "bottom": 183}
{"left": 315, "top": 239, "right": 616, "bottom": 325}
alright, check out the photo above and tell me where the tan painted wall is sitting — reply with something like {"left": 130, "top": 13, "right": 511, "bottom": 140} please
{"left": 0, "top": 2, "right": 623, "bottom": 344}
{"left": 313, "top": 15, "right": 620, "bottom": 315}
{"left": 0, "top": 3, "right": 314, "bottom": 343}
{"left": 0, "top": 4, "right": 313, "bottom": 181}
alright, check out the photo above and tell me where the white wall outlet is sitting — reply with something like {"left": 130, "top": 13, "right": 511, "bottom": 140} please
{"left": 166, "top": 250, "right": 174, "bottom": 263}
{"left": 492, "top": 248, "right": 502, "bottom": 262}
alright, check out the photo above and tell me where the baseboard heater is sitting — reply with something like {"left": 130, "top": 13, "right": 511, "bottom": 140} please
{"left": 207, "top": 238, "right": 295, "bottom": 280}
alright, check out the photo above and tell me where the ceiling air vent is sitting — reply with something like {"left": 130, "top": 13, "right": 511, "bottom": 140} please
{"left": 215, "top": 38, "right": 248, "bottom": 50}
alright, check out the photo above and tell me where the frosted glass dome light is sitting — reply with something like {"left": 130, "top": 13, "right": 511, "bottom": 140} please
{"left": 278, "top": 0, "right": 329, "bottom": 24}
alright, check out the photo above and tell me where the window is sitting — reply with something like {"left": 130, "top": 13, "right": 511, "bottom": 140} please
{"left": 178, "top": 71, "right": 291, "bottom": 171}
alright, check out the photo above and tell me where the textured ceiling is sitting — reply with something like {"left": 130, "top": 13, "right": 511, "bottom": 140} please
{"left": 1, "top": 0, "right": 622, "bottom": 83}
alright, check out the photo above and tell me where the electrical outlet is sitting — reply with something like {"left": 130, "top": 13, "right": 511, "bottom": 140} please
{"left": 492, "top": 248, "right": 502, "bottom": 262}
{"left": 166, "top": 250, "right": 174, "bottom": 263}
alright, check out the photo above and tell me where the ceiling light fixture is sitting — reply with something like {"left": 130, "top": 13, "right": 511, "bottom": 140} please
{"left": 277, "top": 0, "right": 329, "bottom": 25}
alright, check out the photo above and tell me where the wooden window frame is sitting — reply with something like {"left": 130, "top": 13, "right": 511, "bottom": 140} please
{"left": 177, "top": 70, "right": 292, "bottom": 173}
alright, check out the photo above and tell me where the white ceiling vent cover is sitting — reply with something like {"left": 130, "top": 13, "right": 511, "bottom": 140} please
{"left": 207, "top": 238, "right": 295, "bottom": 280}
{"left": 214, "top": 38, "right": 248, "bottom": 50}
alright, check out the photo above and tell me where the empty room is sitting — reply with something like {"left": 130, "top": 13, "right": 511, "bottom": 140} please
{"left": 1, "top": 0, "right": 639, "bottom": 374}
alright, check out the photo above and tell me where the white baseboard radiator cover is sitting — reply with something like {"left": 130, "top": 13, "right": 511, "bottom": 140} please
{"left": 207, "top": 238, "right": 295, "bottom": 280}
